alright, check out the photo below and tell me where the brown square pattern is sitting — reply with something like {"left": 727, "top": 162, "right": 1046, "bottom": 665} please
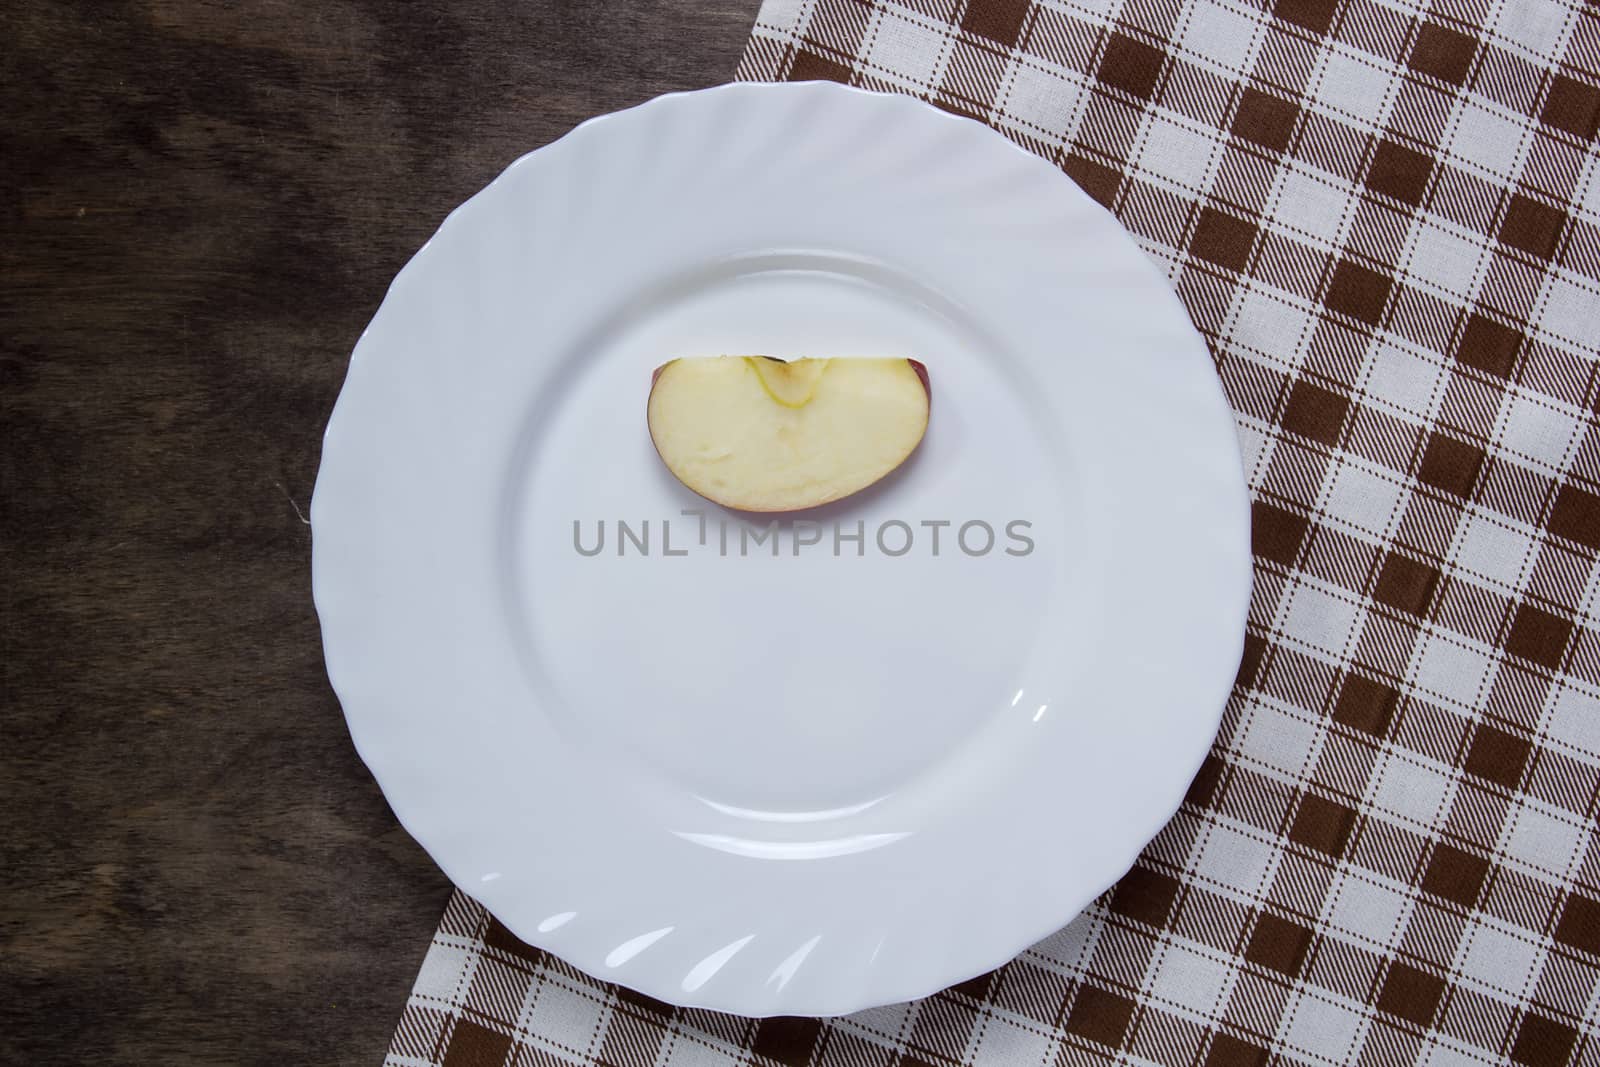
{"left": 1333, "top": 674, "right": 1400, "bottom": 736}
{"left": 1099, "top": 32, "right": 1165, "bottom": 100}
{"left": 753, "top": 1016, "right": 825, "bottom": 1065}
{"left": 1326, "top": 259, "right": 1393, "bottom": 326}
{"left": 1510, "top": 1011, "right": 1578, "bottom": 1066}
{"left": 1111, "top": 865, "right": 1182, "bottom": 926}
{"left": 1205, "top": 1033, "right": 1271, "bottom": 1067}
{"left": 1506, "top": 603, "right": 1574, "bottom": 669}
{"left": 1274, "top": 0, "right": 1338, "bottom": 34}
{"left": 948, "top": 969, "right": 998, "bottom": 1000}
{"left": 1541, "top": 75, "right": 1600, "bottom": 140}
{"left": 1368, "top": 138, "right": 1433, "bottom": 206}
{"left": 1464, "top": 723, "right": 1533, "bottom": 787}
{"left": 1554, "top": 893, "right": 1600, "bottom": 954}
{"left": 1500, "top": 194, "right": 1567, "bottom": 261}
{"left": 1290, "top": 793, "right": 1359, "bottom": 856}
{"left": 1408, "top": 22, "right": 1476, "bottom": 86}
{"left": 1253, "top": 500, "right": 1310, "bottom": 565}
{"left": 1186, "top": 752, "right": 1228, "bottom": 806}
{"left": 1548, "top": 484, "right": 1600, "bottom": 552}
{"left": 1246, "top": 912, "right": 1315, "bottom": 975}
{"left": 483, "top": 917, "right": 535, "bottom": 957}
{"left": 1283, "top": 380, "right": 1351, "bottom": 445}
{"left": 1240, "top": 632, "right": 1268, "bottom": 688}
{"left": 1373, "top": 553, "right": 1439, "bottom": 616}
{"left": 1417, "top": 434, "right": 1486, "bottom": 498}
{"left": 441, "top": 1019, "right": 512, "bottom": 1067}
{"left": 789, "top": 48, "right": 853, "bottom": 83}
{"left": 1455, "top": 311, "right": 1522, "bottom": 378}
{"left": 1191, "top": 207, "right": 1258, "bottom": 273}
{"left": 1064, "top": 151, "right": 1122, "bottom": 208}
{"left": 1378, "top": 961, "right": 1446, "bottom": 1025}
{"left": 962, "top": 0, "right": 1032, "bottom": 47}
{"left": 1233, "top": 87, "right": 1299, "bottom": 151}
{"left": 1422, "top": 843, "right": 1490, "bottom": 905}
{"left": 1066, "top": 986, "right": 1137, "bottom": 1046}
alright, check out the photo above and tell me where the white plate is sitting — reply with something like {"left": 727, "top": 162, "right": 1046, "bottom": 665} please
{"left": 312, "top": 82, "right": 1250, "bottom": 1017}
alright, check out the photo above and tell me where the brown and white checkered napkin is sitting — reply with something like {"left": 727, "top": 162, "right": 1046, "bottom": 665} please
{"left": 387, "top": 0, "right": 1600, "bottom": 1063}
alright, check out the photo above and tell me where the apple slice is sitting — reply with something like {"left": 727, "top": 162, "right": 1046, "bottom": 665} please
{"left": 647, "top": 356, "right": 930, "bottom": 512}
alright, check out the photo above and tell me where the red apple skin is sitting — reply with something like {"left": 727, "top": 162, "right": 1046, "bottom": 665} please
{"left": 646, "top": 357, "right": 931, "bottom": 515}
{"left": 908, "top": 359, "right": 931, "bottom": 408}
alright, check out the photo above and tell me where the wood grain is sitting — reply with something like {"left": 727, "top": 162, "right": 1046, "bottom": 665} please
{"left": 1, "top": 2, "right": 756, "bottom": 1063}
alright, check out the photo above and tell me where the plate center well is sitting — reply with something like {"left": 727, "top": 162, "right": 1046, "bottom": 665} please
{"left": 505, "top": 255, "right": 1072, "bottom": 814}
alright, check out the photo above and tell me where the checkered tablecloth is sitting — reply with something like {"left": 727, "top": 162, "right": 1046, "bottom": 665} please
{"left": 386, "top": 0, "right": 1600, "bottom": 1063}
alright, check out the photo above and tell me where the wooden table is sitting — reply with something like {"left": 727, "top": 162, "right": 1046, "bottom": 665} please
{"left": 3, "top": 3, "right": 756, "bottom": 1062}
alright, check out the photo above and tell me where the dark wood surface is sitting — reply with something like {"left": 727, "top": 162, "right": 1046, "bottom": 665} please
{"left": 2, "top": 3, "right": 757, "bottom": 1063}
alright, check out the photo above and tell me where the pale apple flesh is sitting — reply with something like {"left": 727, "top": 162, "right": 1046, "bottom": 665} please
{"left": 647, "top": 356, "right": 931, "bottom": 513}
